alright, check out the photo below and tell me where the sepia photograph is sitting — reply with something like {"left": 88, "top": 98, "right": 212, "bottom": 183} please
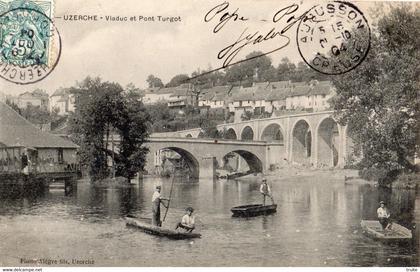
{"left": 0, "top": 0, "right": 418, "bottom": 270}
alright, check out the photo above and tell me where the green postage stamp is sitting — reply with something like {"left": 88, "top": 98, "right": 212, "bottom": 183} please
{"left": 0, "top": 0, "right": 61, "bottom": 84}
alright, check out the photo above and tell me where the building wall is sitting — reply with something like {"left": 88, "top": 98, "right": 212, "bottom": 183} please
{"left": 18, "top": 97, "right": 43, "bottom": 108}
{"left": 210, "top": 100, "right": 225, "bottom": 108}
{"left": 143, "top": 93, "right": 172, "bottom": 104}
{"left": 68, "top": 94, "right": 76, "bottom": 112}
{"left": 50, "top": 96, "right": 61, "bottom": 112}
{"left": 63, "top": 149, "right": 78, "bottom": 163}
{"left": 37, "top": 148, "right": 77, "bottom": 164}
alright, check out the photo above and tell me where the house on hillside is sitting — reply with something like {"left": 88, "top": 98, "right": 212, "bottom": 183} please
{"left": 17, "top": 89, "right": 49, "bottom": 111}
{"left": 198, "top": 86, "right": 231, "bottom": 109}
{"left": 167, "top": 83, "right": 196, "bottom": 109}
{"left": 285, "top": 81, "right": 335, "bottom": 111}
{"left": 265, "top": 88, "right": 289, "bottom": 113}
{"left": 50, "top": 88, "right": 76, "bottom": 115}
{"left": 142, "top": 87, "right": 173, "bottom": 105}
{"left": 0, "top": 102, "right": 78, "bottom": 173}
{"left": 198, "top": 91, "right": 214, "bottom": 108}
{"left": 228, "top": 86, "right": 258, "bottom": 122}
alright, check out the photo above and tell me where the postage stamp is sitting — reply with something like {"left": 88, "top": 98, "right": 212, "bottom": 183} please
{"left": 297, "top": 1, "right": 371, "bottom": 75}
{"left": 0, "top": 0, "right": 61, "bottom": 84}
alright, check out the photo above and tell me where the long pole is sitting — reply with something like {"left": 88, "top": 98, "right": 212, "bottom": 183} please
{"left": 162, "top": 170, "right": 176, "bottom": 224}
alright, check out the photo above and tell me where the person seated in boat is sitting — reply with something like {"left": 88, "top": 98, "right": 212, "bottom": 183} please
{"left": 260, "top": 178, "right": 274, "bottom": 206}
{"left": 152, "top": 185, "right": 169, "bottom": 227}
{"left": 377, "top": 201, "right": 391, "bottom": 230}
{"left": 175, "top": 207, "right": 195, "bottom": 232}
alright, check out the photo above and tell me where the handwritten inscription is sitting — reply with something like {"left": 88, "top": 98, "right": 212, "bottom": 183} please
{"left": 204, "top": 2, "right": 320, "bottom": 69}
{"left": 202, "top": 1, "right": 369, "bottom": 76}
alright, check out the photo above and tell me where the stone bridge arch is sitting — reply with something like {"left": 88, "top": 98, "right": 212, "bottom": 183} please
{"left": 224, "top": 128, "right": 238, "bottom": 140}
{"left": 316, "top": 117, "right": 340, "bottom": 167}
{"left": 291, "top": 118, "right": 313, "bottom": 165}
{"left": 145, "top": 138, "right": 269, "bottom": 181}
{"left": 240, "top": 126, "right": 254, "bottom": 141}
{"left": 221, "top": 149, "right": 263, "bottom": 173}
{"left": 260, "top": 123, "right": 285, "bottom": 143}
{"left": 159, "top": 147, "right": 199, "bottom": 179}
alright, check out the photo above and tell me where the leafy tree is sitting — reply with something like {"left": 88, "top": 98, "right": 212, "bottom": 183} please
{"left": 5, "top": 99, "right": 21, "bottom": 114}
{"left": 277, "top": 58, "right": 296, "bottom": 81}
{"left": 225, "top": 51, "right": 273, "bottom": 85}
{"left": 331, "top": 5, "right": 420, "bottom": 178}
{"left": 146, "top": 74, "right": 164, "bottom": 88}
{"left": 5, "top": 98, "right": 60, "bottom": 125}
{"left": 166, "top": 74, "right": 190, "bottom": 87}
{"left": 200, "top": 120, "right": 223, "bottom": 139}
{"left": 69, "top": 77, "right": 151, "bottom": 181}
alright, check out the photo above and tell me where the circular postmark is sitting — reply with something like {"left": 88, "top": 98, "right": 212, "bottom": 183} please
{"left": 296, "top": 1, "right": 370, "bottom": 75}
{"left": 0, "top": 7, "right": 61, "bottom": 84}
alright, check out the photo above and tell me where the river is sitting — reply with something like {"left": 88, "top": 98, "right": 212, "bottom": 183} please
{"left": 0, "top": 172, "right": 418, "bottom": 267}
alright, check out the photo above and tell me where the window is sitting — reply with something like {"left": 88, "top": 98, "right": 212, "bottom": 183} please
{"left": 58, "top": 148, "right": 64, "bottom": 164}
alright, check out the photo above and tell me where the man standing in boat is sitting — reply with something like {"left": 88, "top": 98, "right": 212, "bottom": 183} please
{"left": 260, "top": 178, "right": 274, "bottom": 206}
{"left": 377, "top": 201, "right": 391, "bottom": 230}
{"left": 175, "top": 207, "right": 195, "bottom": 232}
{"left": 152, "top": 185, "right": 169, "bottom": 227}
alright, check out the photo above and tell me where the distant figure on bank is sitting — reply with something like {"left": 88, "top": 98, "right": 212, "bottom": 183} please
{"left": 175, "top": 207, "right": 195, "bottom": 232}
{"left": 151, "top": 185, "right": 169, "bottom": 227}
{"left": 21, "top": 152, "right": 29, "bottom": 174}
{"left": 260, "top": 178, "right": 274, "bottom": 206}
{"left": 377, "top": 201, "right": 391, "bottom": 230}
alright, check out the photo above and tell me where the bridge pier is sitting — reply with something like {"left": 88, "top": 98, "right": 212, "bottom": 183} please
{"left": 199, "top": 156, "right": 217, "bottom": 181}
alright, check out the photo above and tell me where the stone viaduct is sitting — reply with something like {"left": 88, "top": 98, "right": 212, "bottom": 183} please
{"left": 152, "top": 111, "right": 354, "bottom": 170}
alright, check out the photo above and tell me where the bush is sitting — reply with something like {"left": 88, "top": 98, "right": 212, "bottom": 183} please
{"left": 359, "top": 167, "right": 388, "bottom": 181}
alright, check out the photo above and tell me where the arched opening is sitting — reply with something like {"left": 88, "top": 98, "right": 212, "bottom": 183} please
{"left": 197, "top": 131, "right": 204, "bottom": 138}
{"left": 221, "top": 150, "right": 263, "bottom": 175}
{"left": 185, "top": 134, "right": 192, "bottom": 138}
{"left": 261, "top": 123, "right": 284, "bottom": 143}
{"left": 241, "top": 126, "right": 254, "bottom": 141}
{"left": 157, "top": 147, "right": 199, "bottom": 180}
{"left": 317, "top": 118, "right": 339, "bottom": 167}
{"left": 292, "top": 119, "right": 312, "bottom": 165}
{"left": 224, "top": 128, "right": 237, "bottom": 140}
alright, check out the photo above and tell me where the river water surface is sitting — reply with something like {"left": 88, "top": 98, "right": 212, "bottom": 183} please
{"left": 0, "top": 172, "right": 418, "bottom": 266}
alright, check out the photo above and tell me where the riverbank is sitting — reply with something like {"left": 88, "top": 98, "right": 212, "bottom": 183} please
{"left": 235, "top": 166, "right": 369, "bottom": 184}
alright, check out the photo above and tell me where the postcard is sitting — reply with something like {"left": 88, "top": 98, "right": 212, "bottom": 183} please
{"left": 0, "top": 0, "right": 418, "bottom": 269}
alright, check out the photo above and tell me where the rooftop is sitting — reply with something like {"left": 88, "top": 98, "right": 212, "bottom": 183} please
{"left": 0, "top": 102, "right": 78, "bottom": 149}
{"left": 51, "top": 87, "right": 70, "bottom": 97}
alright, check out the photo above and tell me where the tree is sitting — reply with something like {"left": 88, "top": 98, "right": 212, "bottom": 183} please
{"left": 166, "top": 74, "right": 190, "bottom": 87}
{"left": 225, "top": 51, "right": 273, "bottom": 85}
{"left": 69, "top": 77, "right": 151, "bottom": 181}
{"left": 200, "top": 120, "right": 223, "bottom": 139}
{"left": 331, "top": 5, "right": 420, "bottom": 178}
{"left": 5, "top": 98, "right": 60, "bottom": 125}
{"left": 146, "top": 74, "right": 164, "bottom": 88}
{"left": 276, "top": 57, "right": 296, "bottom": 81}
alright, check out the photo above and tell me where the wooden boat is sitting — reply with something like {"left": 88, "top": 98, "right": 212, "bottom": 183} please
{"left": 125, "top": 217, "right": 201, "bottom": 239}
{"left": 360, "top": 220, "right": 412, "bottom": 242}
{"left": 231, "top": 204, "right": 277, "bottom": 217}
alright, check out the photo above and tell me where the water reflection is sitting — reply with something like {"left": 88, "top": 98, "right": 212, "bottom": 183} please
{"left": 0, "top": 175, "right": 418, "bottom": 266}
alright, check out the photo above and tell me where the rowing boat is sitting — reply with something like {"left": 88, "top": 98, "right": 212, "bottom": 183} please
{"left": 360, "top": 220, "right": 412, "bottom": 242}
{"left": 231, "top": 204, "right": 277, "bottom": 217}
{"left": 125, "top": 217, "right": 201, "bottom": 239}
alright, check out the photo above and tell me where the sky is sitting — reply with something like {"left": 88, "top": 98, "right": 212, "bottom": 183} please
{"left": 0, "top": 0, "right": 393, "bottom": 96}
